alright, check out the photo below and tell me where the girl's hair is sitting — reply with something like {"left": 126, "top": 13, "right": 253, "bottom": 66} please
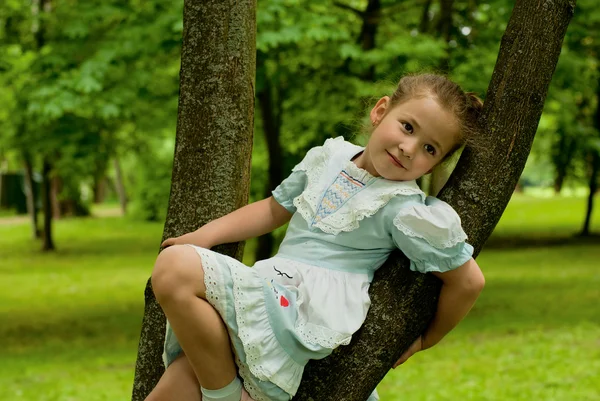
{"left": 388, "top": 73, "right": 484, "bottom": 159}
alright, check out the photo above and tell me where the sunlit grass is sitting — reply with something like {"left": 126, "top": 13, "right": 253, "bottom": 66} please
{"left": 0, "top": 193, "right": 599, "bottom": 400}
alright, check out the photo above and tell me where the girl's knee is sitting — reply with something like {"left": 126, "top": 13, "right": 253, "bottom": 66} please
{"left": 152, "top": 245, "right": 204, "bottom": 303}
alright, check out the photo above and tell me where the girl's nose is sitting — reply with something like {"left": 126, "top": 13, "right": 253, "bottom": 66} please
{"left": 399, "top": 139, "right": 417, "bottom": 159}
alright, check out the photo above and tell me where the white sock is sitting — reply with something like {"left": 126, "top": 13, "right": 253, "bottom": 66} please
{"left": 201, "top": 377, "right": 243, "bottom": 401}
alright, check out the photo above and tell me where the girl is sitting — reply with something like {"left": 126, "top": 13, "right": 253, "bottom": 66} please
{"left": 146, "top": 74, "right": 486, "bottom": 401}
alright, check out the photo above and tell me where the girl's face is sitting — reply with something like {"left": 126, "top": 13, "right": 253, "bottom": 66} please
{"left": 356, "top": 96, "right": 460, "bottom": 181}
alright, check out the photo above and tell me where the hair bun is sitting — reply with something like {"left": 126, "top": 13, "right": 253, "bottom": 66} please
{"left": 465, "top": 92, "right": 484, "bottom": 115}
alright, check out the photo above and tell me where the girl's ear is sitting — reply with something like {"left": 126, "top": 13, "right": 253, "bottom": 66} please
{"left": 370, "top": 96, "right": 390, "bottom": 126}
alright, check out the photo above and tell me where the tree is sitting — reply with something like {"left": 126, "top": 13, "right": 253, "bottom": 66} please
{"left": 131, "top": 1, "right": 257, "bottom": 399}
{"left": 132, "top": 0, "right": 576, "bottom": 399}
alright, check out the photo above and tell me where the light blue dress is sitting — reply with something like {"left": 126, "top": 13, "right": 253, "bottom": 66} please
{"left": 163, "top": 137, "right": 474, "bottom": 401}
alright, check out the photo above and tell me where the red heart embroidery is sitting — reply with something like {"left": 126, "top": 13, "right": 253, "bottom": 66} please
{"left": 280, "top": 295, "right": 289, "bottom": 307}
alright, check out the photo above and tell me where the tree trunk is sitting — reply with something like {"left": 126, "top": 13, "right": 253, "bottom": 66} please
{"left": 93, "top": 154, "right": 109, "bottom": 204}
{"left": 357, "top": 0, "right": 381, "bottom": 81}
{"left": 255, "top": 60, "right": 284, "bottom": 261}
{"left": 294, "top": 1, "right": 576, "bottom": 400}
{"left": 23, "top": 152, "right": 40, "bottom": 239}
{"left": 41, "top": 158, "right": 54, "bottom": 251}
{"left": 581, "top": 74, "right": 600, "bottom": 236}
{"left": 50, "top": 175, "right": 61, "bottom": 219}
{"left": 581, "top": 151, "right": 599, "bottom": 236}
{"left": 131, "top": 1, "right": 256, "bottom": 400}
{"left": 93, "top": 176, "right": 107, "bottom": 203}
{"left": 437, "top": 0, "right": 454, "bottom": 73}
{"left": 419, "top": 0, "right": 433, "bottom": 34}
{"left": 113, "top": 156, "right": 128, "bottom": 215}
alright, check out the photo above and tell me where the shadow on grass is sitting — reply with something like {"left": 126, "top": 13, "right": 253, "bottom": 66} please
{"left": 2, "top": 302, "right": 151, "bottom": 357}
{"left": 484, "top": 233, "right": 600, "bottom": 250}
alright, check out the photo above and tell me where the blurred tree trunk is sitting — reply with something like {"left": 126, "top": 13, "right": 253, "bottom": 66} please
{"left": 35, "top": 0, "right": 54, "bottom": 251}
{"left": 93, "top": 160, "right": 108, "bottom": 204}
{"left": 131, "top": 1, "right": 256, "bottom": 400}
{"left": 113, "top": 156, "right": 128, "bottom": 215}
{"left": 41, "top": 158, "right": 54, "bottom": 251}
{"left": 23, "top": 151, "right": 40, "bottom": 239}
{"left": 255, "top": 55, "right": 284, "bottom": 261}
{"left": 294, "top": 0, "right": 576, "bottom": 400}
{"left": 552, "top": 128, "right": 576, "bottom": 194}
{"left": 581, "top": 77, "right": 600, "bottom": 236}
{"left": 436, "top": 0, "right": 454, "bottom": 74}
{"left": 357, "top": 0, "right": 381, "bottom": 81}
{"left": 581, "top": 151, "right": 599, "bottom": 236}
{"left": 419, "top": 0, "right": 433, "bottom": 33}
{"left": 335, "top": 0, "right": 381, "bottom": 81}
{"left": 428, "top": 0, "right": 457, "bottom": 195}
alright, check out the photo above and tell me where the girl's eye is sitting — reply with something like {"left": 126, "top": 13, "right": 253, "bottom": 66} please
{"left": 402, "top": 122, "right": 413, "bottom": 133}
{"left": 425, "top": 144, "right": 436, "bottom": 155}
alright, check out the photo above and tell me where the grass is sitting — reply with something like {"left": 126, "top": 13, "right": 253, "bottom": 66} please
{"left": 0, "top": 193, "right": 599, "bottom": 400}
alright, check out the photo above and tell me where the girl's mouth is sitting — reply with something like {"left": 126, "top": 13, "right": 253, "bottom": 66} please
{"left": 387, "top": 151, "right": 406, "bottom": 169}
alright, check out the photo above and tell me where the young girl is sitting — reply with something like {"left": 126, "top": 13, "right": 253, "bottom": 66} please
{"left": 146, "top": 74, "right": 486, "bottom": 401}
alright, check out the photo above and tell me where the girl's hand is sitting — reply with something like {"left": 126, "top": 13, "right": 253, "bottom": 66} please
{"left": 160, "top": 237, "right": 181, "bottom": 248}
{"left": 160, "top": 231, "right": 212, "bottom": 249}
{"left": 393, "top": 336, "right": 424, "bottom": 368}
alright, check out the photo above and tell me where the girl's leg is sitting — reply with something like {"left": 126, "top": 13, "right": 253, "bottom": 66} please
{"left": 145, "top": 353, "right": 201, "bottom": 401}
{"left": 151, "top": 245, "right": 237, "bottom": 390}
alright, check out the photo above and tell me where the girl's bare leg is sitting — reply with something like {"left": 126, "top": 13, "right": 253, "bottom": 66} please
{"left": 151, "top": 245, "right": 237, "bottom": 390}
{"left": 145, "top": 353, "right": 201, "bottom": 401}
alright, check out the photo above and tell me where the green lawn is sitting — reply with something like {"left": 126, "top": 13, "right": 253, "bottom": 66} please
{"left": 0, "top": 193, "right": 599, "bottom": 400}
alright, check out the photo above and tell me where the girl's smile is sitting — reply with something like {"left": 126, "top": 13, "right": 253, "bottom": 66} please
{"left": 386, "top": 151, "right": 406, "bottom": 169}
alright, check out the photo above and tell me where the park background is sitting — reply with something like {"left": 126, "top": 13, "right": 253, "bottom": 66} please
{"left": 1, "top": 0, "right": 599, "bottom": 400}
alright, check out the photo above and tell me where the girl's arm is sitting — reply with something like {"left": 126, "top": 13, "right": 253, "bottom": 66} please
{"left": 161, "top": 196, "right": 293, "bottom": 249}
{"left": 394, "top": 257, "right": 485, "bottom": 367}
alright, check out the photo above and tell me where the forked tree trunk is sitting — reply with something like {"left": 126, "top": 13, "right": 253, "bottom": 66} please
{"left": 131, "top": 1, "right": 256, "bottom": 399}
{"left": 294, "top": 0, "right": 576, "bottom": 400}
{"left": 132, "top": 0, "right": 576, "bottom": 400}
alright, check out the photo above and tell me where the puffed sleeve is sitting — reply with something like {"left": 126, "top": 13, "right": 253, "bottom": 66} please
{"left": 271, "top": 170, "right": 307, "bottom": 213}
{"left": 391, "top": 196, "right": 474, "bottom": 273}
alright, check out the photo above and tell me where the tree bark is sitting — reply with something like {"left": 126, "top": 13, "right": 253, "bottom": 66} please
{"left": 294, "top": 1, "right": 576, "bottom": 400}
{"left": 131, "top": 1, "right": 256, "bottom": 400}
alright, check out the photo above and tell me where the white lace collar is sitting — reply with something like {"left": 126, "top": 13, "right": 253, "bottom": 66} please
{"left": 292, "top": 137, "right": 425, "bottom": 235}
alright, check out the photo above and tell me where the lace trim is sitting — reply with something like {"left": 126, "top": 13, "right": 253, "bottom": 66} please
{"left": 199, "top": 247, "right": 228, "bottom": 317}
{"left": 393, "top": 208, "right": 467, "bottom": 249}
{"left": 228, "top": 259, "right": 304, "bottom": 396}
{"left": 236, "top": 355, "right": 288, "bottom": 401}
{"left": 296, "top": 321, "right": 351, "bottom": 348}
{"left": 291, "top": 137, "right": 425, "bottom": 235}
